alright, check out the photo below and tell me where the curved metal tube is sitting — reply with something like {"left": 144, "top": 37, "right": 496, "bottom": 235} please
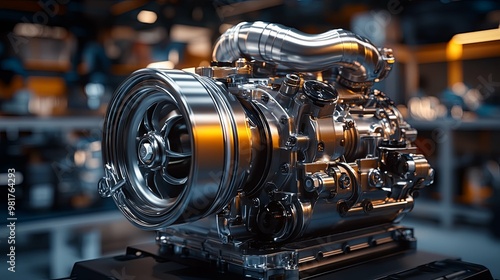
{"left": 213, "top": 21, "right": 394, "bottom": 85}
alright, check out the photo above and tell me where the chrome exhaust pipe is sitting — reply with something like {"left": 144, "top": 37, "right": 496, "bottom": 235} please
{"left": 213, "top": 21, "right": 394, "bottom": 87}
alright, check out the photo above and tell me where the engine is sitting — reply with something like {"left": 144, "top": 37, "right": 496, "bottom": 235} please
{"left": 98, "top": 22, "right": 434, "bottom": 279}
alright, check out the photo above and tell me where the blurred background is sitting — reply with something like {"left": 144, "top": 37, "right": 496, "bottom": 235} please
{"left": 0, "top": 0, "right": 500, "bottom": 279}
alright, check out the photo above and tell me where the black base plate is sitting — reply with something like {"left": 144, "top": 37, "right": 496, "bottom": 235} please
{"left": 62, "top": 243, "right": 493, "bottom": 280}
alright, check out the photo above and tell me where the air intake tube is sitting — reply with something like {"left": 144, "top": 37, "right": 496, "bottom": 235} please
{"left": 213, "top": 21, "right": 394, "bottom": 87}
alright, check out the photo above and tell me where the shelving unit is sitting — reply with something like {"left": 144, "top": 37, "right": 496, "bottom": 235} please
{"left": 392, "top": 35, "right": 500, "bottom": 229}
{"left": 0, "top": 115, "right": 120, "bottom": 278}
{"left": 16, "top": 208, "right": 123, "bottom": 279}
{"left": 408, "top": 118, "right": 499, "bottom": 228}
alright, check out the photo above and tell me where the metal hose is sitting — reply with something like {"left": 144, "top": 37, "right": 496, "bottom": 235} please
{"left": 213, "top": 21, "right": 394, "bottom": 86}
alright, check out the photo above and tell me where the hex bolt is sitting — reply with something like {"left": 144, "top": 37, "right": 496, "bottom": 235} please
{"left": 280, "top": 115, "right": 288, "bottom": 124}
{"left": 139, "top": 141, "right": 154, "bottom": 163}
{"left": 339, "top": 173, "right": 351, "bottom": 189}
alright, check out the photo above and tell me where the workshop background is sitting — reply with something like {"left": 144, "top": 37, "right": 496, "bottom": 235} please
{"left": 1, "top": 0, "right": 500, "bottom": 279}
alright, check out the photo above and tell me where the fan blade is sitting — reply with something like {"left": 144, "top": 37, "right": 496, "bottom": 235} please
{"left": 161, "top": 113, "right": 183, "bottom": 136}
{"left": 161, "top": 167, "right": 188, "bottom": 186}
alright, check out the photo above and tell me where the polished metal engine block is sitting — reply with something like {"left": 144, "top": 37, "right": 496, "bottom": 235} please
{"left": 99, "top": 22, "right": 434, "bottom": 279}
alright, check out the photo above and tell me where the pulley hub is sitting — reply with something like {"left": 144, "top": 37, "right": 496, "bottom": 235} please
{"left": 138, "top": 133, "right": 164, "bottom": 168}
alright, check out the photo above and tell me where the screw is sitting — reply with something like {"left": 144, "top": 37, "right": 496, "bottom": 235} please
{"left": 339, "top": 173, "right": 351, "bottom": 189}
{"left": 280, "top": 115, "right": 288, "bottom": 124}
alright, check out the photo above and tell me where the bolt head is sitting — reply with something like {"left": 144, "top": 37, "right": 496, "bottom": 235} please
{"left": 139, "top": 141, "right": 154, "bottom": 163}
{"left": 369, "top": 169, "right": 384, "bottom": 188}
{"left": 339, "top": 173, "right": 351, "bottom": 189}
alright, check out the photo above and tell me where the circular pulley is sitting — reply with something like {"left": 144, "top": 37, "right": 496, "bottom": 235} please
{"left": 101, "top": 68, "right": 251, "bottom": 229}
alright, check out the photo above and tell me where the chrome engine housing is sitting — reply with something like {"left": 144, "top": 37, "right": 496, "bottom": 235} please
{"left": 99, "top": 22, "right": 434, "bottom": 279}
